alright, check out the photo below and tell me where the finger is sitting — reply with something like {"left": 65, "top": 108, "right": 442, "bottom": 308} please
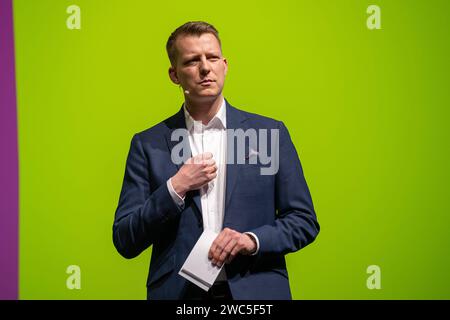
{"left": 210, "top": 230, "right": 232, "bottom": 265}
{"left": 224, "top": 233, "right": 241, "bottom": 264}
{"left": 217, "top": 238, "right": 237, "bottom": 267}
{"left": 201, "top": 152, "right": 213, "bottom": 160}
{"left": 203, "top": 158, "right": 215, "bottom": 167}
{"left": 213, "top": 235, "right": 234, "bottom": 266}
{"left": 206, "top": 172, "right": 217, "bottom": 181}
{"left": 229, "top": 236, "right": 244, "bottom": 259}
{"left": 192, "top": 153, "right": 211, "bottom": 164}
{"left": 193, "top": 154, "right": 207, "bottom": 164}
{"left": 205, "top": 165, "right": 217, "bottom": 174}
{"left": 209, "top": 231, "right": 226, "bottom": 261}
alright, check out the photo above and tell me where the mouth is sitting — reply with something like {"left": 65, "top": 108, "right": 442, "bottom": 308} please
{"left": 199, "top": 79, "right": 215, "bottom": 84}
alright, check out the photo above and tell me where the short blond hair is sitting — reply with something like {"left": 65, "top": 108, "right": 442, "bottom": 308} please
{"left": 166, "top": 21, "right": 221, "bottom": 65}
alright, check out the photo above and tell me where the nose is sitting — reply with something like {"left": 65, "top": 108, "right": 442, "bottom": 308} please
{"left": 199, "top": 56, "right": 211, "bottom": 76}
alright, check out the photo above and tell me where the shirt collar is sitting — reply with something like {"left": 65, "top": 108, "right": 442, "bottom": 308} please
{"left": 183, "top": 98, "right": 227, "bottom": 132}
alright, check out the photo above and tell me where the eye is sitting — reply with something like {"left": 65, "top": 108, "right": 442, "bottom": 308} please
{"left": 184, "top": 59, "right": 198, "bottom": 66}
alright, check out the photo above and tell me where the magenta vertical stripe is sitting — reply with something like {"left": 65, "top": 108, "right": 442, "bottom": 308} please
{"left": 0, "top": 0, "right": 19, "bottom": 300}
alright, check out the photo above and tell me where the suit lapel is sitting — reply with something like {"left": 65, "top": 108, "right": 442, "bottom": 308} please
{"left": 165, "top": 107, "right": 203, "bottom": 223}
{"left": 163, "top": 106, "right": 203, "bottom": 221}
{"left": 164, "top": 106, "right": 189, "bottom": 170}
{"left": 224, "top": 101, "right": 249, "bottom": 216}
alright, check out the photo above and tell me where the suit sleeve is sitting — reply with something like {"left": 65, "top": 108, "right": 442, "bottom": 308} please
{"left": 112, "top": 134, "right": 182, "bottom": 259}
{"left": 249, "top": 121, "right": 320, "bottom": 255}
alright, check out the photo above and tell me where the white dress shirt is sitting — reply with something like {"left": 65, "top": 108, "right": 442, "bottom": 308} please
{"left": 166, "top": 99, "right": 260, "bottom": 274}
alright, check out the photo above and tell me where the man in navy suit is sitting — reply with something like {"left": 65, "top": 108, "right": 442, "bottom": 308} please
{"left": 113, "top": 21, "right": 320, "bottom": 300}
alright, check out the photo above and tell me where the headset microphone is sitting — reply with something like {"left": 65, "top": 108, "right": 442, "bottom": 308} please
{"left": 184, "top": 90, "right": 190, "bottom": 94}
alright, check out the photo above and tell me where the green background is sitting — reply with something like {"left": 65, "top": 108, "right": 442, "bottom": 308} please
{"left": 14, "top": 0, "right": 450, "bottom": 299}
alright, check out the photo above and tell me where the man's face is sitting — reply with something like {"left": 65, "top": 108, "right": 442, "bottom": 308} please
{"left": 169, "top": 33, "right": 228, "bottom": 99}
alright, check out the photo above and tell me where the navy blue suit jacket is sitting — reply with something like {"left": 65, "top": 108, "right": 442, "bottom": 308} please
{"left": 113, "top": 100, "right": 320, "bottom": 299}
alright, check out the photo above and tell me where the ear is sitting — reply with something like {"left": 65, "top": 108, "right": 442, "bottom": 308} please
{"left": 168, "top": 66, "right": 180, "bottom": 84}
{"left": 223, "top": 58, "right": 228, "bottom": 76}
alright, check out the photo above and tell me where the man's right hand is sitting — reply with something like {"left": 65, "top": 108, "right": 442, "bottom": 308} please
{"left": 170, "top": 152, "right": 217, "bottom": 198}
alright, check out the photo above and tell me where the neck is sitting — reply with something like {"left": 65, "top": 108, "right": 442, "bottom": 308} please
{"left": 184, "top": 95, "right": 224, "bottom": 125}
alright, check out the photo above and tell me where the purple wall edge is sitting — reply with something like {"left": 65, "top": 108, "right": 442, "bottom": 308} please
{"left": 0, "top": 0, "right": 19, "bottom": 300}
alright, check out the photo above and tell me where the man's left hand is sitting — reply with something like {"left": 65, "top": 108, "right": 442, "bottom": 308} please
{"left": 208, "top": 228, "right": 256, "bottom": 267}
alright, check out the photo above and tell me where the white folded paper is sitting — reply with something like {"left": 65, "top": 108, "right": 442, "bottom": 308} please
{"left": 178, "top": 229, "right": 223, "bottom": 291}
